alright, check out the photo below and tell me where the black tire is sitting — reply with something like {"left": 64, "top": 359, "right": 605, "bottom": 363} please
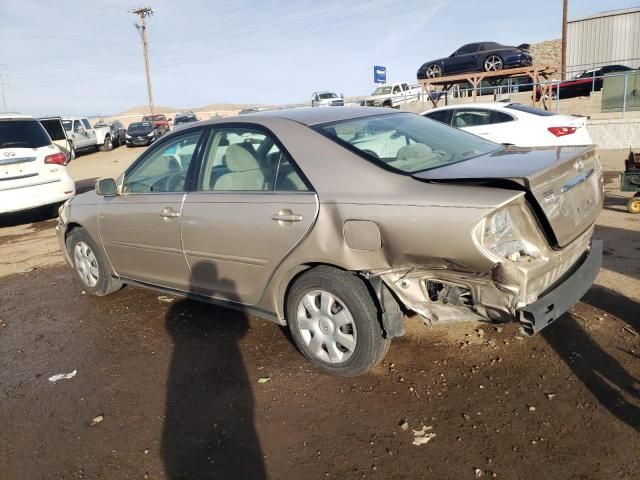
{"left": 627, "top": 195, "right": 640, "bottom": 214}
{"left": 66, "top": 227, "right": 123, "bottom": 296}
{"left": 425, "top": 64, "right": 442, "bottom": 78}
{"left": 99, "top": 135, "right": 113, "bottom": 152}
{"left": 286, "top": 266, "right": 391, "bottom": 376}
{"left": 483, "top": 55, "right": 504, "bottom": 72}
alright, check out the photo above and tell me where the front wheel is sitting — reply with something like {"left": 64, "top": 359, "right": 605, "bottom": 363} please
{"left": 627, "top": 195, "right": 640, "bottom": 214}
{"left": 425, "top": 64, "right": 442, "bottom": 78}
{"left": 286, "top": 266, "right": 391, "bottom": 376}
{"left": 66, "top": 227, "right": 123, "bottom": 296}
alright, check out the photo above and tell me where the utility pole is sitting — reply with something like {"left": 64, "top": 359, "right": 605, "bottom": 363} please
{"left": 132, "top": 7, "right": 155, "bottom": 114}
{"left": 0, "top": 67, "right": 8, "bottom": 112}
{"left": 561, "top": 0, "right": 568, "bottom": 80}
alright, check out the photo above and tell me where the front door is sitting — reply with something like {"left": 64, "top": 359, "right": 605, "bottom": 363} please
{"left": 181, "top": 125, "right": 318, "bottom": 305}
{"left": 99, "top": 128, "right": 204, "bottom": 290}
{"left": 447, "top": 44, "right": 479, "bottom": 73}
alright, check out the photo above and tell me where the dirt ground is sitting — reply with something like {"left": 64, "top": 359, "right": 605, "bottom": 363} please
{"left": 0, "top": 146, "right": 638, "bottom": 480}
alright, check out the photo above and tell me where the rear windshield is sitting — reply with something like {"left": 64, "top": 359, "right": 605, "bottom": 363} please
{"left": 505, "top": 103, "right": 556, "bottom": 116}
{"left": 142, "top": 115, "right": 165, "bottom": 121}
{"left": 175, "top": 116, "right": 196, "bottom": 123}
{"left": 317, "top": 113, "right": 501, "bottom": 174}
{"left": 39, "top": 119, "right": 67, "bottom": 141}
{"left": 0, "top": 120, "right": 52, "bottom": 149}
{"left": 318, "top": 93, "right": 338, "bottom": 99}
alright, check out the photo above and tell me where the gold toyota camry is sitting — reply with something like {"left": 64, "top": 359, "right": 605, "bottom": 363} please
{"left": 57, "top": 107, "right": 603, "bottom": 376}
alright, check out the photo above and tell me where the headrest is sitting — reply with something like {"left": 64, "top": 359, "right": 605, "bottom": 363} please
{"left": 396, "top": 144, "right": 433, "bottom": 162}
{"left": 225, "top": 143, "right": 260, "bottom": 172}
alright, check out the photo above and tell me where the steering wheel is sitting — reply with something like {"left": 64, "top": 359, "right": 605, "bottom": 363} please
{"left": 166, "top": 173, "right": 186, "bottom": 192}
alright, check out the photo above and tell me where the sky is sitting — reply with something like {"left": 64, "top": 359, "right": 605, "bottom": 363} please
{"left": 0, "top": 0, "right": 638, "bottom": 116}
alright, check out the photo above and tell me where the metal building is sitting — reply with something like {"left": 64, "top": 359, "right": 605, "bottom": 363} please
{"left": 567, "top": 7, "right": 640, "bottom": 71}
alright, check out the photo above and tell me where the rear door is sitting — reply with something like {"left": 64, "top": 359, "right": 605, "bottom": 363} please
{"left": 181, "top": 125, "right": 318, "bottom": 304}
{"left": 81, "top": 118, "right": 97, "bottom": 145}
{"left": 450, "top": 108, "right": 516, "bottom": 144}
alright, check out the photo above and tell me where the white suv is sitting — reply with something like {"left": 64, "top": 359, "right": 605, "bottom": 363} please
{"left": 0, "top": 114, "right": 76, "bottom": 215}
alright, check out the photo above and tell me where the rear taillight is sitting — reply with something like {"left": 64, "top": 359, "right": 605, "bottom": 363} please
{"left": 44, "top": 152, "right": 67, "bottom": 165}
{"left": 548, "top": 126, "right": 577, "bottom": 137}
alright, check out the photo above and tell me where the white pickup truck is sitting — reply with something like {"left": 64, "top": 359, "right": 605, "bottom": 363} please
{"left": 360, "top": 82, "right": 422, "bottom": 108}
{"left": 62, "top": 117, "right": 113, "bottom": 156}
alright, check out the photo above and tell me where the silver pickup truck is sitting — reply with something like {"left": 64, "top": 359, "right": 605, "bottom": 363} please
{"left": 62, "top": 117, "right": 113, "bottom": 156}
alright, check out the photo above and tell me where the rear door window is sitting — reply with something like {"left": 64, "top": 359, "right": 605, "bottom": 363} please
{"left": 0, "top": 120, "right": 51, "bottom": 149}
{"left": 424, "top": 110, "right": 451, "bottom": 125}
{"left": 451, "top": 109, "right": 492, "bottom": 127}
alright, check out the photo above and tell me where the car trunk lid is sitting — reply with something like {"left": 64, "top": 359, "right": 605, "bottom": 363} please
{"left": 413, "top": 145, "right": 602, "bottom": 248}
{"left": 0, "top": 147, "right": 44, "bottom": 190}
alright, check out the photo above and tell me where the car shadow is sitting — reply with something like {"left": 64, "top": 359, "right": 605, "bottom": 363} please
{"left": 75, "top": 177, "right": 99, "bottom": 195}
{"left": 594, "top": 224, "right": 640, "bottom": 281}
{"left": 0, "top": 207, "right": 58, "bottom": 228}
{"left": 542, "top": 288, "right": 640, "bottom": 431}
{"left": 161, "top": 261, "right": 266, "bottom": 479}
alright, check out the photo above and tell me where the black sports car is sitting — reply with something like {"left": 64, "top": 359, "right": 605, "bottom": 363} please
{"left": 417, "top": 42, "right": 533, "bottom": 79}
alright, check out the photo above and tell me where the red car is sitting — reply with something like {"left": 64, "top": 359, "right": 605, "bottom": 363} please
{"left": 141, "top": 114, "right": 170, "bottom": 135}
{"left": 537, "top": 64, "right": 635, "bottom": 100}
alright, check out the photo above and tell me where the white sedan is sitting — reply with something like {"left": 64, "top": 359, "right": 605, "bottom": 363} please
{"left": 422, "top": 102, "right": 592, "bottom": 147}
{"left": 0, "top": 114, "right": 75, "bottom": 216}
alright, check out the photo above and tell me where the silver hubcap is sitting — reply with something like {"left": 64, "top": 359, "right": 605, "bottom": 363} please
{"left": 296, "top": 290, "right": 357, "bottom": 364}
{"left": 426, "top": 64, "right": 441, "bottom": 78}
{"left": 485, "top": 56, "right": 503, "bottom": 71}
{"left": 73, "top": 241, "right": 99, "bottom": 287}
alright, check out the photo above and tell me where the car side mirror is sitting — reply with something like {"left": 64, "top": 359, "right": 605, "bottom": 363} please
{"left": 96, "top": 178, "right": 118, "bottom": 196}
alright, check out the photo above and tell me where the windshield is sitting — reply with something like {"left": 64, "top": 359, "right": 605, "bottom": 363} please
{"left": 317, "top": 113, "right": 501, "bottom": 174}
{"left": 0, "top": 120, "right": 52, "bottom": 149}
{"left": 175, "top": 116, "right": 196, "bottom": 124}
{"left": 62, "top": 120, "right": 72, "bottom": 131}
{"left": 372, "top": 86, "right": 392, "bottom": 95}
{"left": 318, "top": 93, "right": 338, "bottom": 99}
{"left": 128, "top": 122, "right": 153, "bottom": 133}
{"left": 143, "top": 115, "right": 165, "bottom": 121}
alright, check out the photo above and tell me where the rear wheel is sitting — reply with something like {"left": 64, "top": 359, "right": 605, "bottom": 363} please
{"left": 627, "top": 195, "right": 640, "bottom": 214}
{"left": 286, "top": 266, "right": 391, "bottom": 376}
{"left": 66, "top": 227, "right": 123, "bottom": 296}
{"left": 99, "top": 135, "right": 113, "bottom": 152}
{"left": 484, "top": 55, "right": 504, "bottom": 72}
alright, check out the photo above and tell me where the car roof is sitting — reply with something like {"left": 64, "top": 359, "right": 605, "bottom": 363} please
{"left": 0, "top": 113, "right": 35, "bottom": 120}
{"left": 425, "top": 102, "right": 512, "bottom": 112}
{"left": 238, "top": 106, "right": 397, "bottom": 126}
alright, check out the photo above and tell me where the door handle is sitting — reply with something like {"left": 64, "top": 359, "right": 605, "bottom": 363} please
{"left": 160, "top": 207, "right": 180, "bottom": 218}
{"left": 272, "top": 210, "right": 302, "bottom": 222}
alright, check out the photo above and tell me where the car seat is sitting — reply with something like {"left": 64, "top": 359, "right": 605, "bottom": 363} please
{"left": 213, "top": 144, "right": 265, "bottom": 190}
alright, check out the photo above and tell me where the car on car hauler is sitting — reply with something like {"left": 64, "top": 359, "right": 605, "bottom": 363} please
{"left": 56, "top": 107, "right": 603, "bottom": 376}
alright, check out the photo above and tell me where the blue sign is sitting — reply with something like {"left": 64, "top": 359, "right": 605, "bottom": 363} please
{"left": 374, "top": 65, "right": 386, "bottom": 84}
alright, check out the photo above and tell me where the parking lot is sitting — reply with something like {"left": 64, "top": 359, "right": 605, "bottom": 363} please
{"left": 0, "top": 145, "right": 638, "bottom": 479}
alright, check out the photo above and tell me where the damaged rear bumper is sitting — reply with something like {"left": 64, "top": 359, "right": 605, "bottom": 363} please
{"left": 518, "top": 240, "right": 602, "bottom": 335}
